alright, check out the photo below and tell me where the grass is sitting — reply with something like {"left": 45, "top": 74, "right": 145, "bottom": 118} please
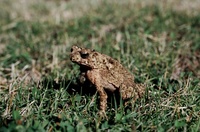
{"left": 0, "top": 0, "right": 200, "bottom": 131}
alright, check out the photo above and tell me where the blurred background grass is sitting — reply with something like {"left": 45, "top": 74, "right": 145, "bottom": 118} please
{"left": 0, "top": 0, "right": 200, "bottom": 131}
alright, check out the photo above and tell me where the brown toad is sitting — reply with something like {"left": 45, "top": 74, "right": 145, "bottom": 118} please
{"left": 70, "top": 45, "right": 145, "bottom": 116}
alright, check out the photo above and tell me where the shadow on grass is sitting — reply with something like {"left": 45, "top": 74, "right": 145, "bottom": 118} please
{"left": 41, "top": 77, "right": 122, "bottom": 108}
{"left": 40, "top": 77, "right": 125, "bottom": 126}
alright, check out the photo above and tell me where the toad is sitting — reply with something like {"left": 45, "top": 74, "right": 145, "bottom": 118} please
{"left": 70, "top": 45, "right": 145, "bottom": 117}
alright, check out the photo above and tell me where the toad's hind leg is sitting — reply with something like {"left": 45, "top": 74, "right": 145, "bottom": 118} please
{"left": 120, "top": 84, "right": 138, "bottom": 100}
{"left": 120, "top": 83, "right": 145, "bottom": 106}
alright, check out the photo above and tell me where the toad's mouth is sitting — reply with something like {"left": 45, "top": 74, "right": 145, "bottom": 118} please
{"left": 70, "top": 56, "right": 93, "bottom": 69}
{"left": 76, "top": 62, "right": 93, "bottom": 69}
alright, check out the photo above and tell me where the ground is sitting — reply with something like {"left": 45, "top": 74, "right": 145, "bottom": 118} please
{"left": 0, "top": 0, "right": 200, "bottom": 131}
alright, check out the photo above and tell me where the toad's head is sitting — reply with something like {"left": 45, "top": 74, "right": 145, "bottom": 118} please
{"left": 70, "top": 45, "right": 99, "bottom": 69}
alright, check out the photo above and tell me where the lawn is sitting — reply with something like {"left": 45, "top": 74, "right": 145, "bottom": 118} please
{"left": 0, "top": 0, "right": 200, "bottom": 131}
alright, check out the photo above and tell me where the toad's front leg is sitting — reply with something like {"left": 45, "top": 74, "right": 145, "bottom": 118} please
{"left": 96, "top": 86, "right": 107, "bottom": 117}
{"left": 86, "top": 70, "right": 108, "bottom": 117}
{"left": 79, "top": 72, "right": 86, "bottom": 84}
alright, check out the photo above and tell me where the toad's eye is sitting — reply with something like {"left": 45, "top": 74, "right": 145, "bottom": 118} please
{"left": 81, "top": 53, "right": 89, "bottom": 59}
{"left": 71, "top": 48, "right": 73, "bottom": 52}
